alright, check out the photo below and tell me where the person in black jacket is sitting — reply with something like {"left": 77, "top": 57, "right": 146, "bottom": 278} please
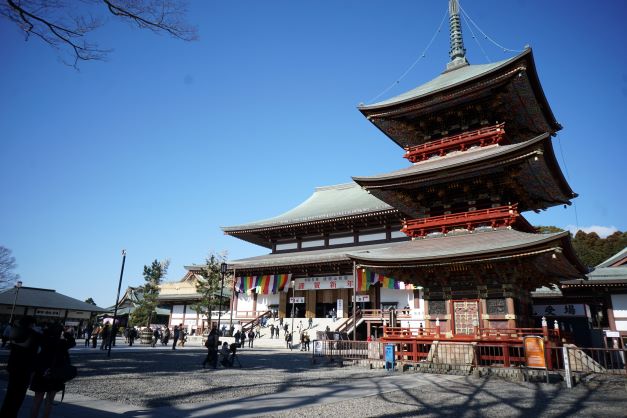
{"left": 29, "top": 323, "right": 76, "bottom": 418}
{"left": 0, "top": 316, "right": 41, "bottom": 418}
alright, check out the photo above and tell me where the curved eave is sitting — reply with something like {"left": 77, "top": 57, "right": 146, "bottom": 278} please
{"left": 347, "top": 229, "right": 586, "bottom": 278}
{"left": 353, "top": 133, "right": 576, "bottom": 208}
{"left": 358, "top": 48, "right": 560, "bottom": 146}
{"left": 223, "top": 208, "right": 401, "bottom": 249}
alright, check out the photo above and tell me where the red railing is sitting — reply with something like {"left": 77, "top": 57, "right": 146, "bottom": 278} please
{"left": 404, "top": 123, "right": 505, "bottom": 163}
{"left": 382, "top": 325, "right": 561, "bottom": 344}
{"left": 401, "top": 204, "right": 519, "bottom": 238}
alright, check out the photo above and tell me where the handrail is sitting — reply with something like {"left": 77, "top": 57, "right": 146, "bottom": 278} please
{"left": 241, "top": 310, "right": 272, "bottom": 332}
{"left": 401, "top": 204, "right": 519, "bottom": 238}
{"left": 404, "top": 122, "right": 505, "bottom": 163}
{"left": 336, "top": 308, "right": 361, "bottom": 334}
{"left": 383, "top": 325, "right": 561, "bottom": 343}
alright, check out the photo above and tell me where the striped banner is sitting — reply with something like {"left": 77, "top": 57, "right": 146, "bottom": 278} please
{"left": 356, "top": 269, "right": 370, "bottom": 292}
{"left": 236, "top": 274, "right": 292, "bottom": 294}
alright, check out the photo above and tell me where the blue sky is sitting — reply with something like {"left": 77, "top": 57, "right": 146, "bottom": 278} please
{"left": 1, "top": 1, "right": 625, "bottom": 307}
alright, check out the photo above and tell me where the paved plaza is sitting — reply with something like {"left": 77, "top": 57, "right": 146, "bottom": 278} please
{"left": 1, "top": 341, "right": 626, "bottom": 417}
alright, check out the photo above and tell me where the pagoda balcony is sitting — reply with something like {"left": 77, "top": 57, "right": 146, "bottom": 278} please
{"left": 401, "top": 204, "right": 520, "bottom": 238}
{"left": 404, "top": 123, "right": 505, "bottom": 163}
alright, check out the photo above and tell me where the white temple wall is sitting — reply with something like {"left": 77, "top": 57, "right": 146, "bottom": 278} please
{"left": 257, "top": 293, "right": 279, "bottom": 311}
{"left": 237, "top": 293, "right": 255, "bottom": 313}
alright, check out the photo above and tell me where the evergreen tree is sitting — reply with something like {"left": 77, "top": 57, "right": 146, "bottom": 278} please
{"left": 130, "top": 259, "right": 169, "bottom": 327}
{"left": 190, "top": 253, "right": 230, "bottom": 331}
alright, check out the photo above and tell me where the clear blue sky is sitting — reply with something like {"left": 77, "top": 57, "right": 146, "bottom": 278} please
{"left": 1, "top": 1, "right": 625, "bottom": 307}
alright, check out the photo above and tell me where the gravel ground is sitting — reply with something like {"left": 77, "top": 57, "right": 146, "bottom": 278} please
{"left": 2, "top": 346, "right": 626, "bottom": 417}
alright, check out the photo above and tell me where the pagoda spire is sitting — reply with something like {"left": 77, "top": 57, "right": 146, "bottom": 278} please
{"left": 446, "top": 0, "right": 469, "bottom": 71}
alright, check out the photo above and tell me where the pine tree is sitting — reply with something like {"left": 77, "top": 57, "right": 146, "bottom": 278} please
{"left": 130, "top": 259, "right": 169, "bottom": 327}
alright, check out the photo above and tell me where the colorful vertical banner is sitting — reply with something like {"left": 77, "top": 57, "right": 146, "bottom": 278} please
{"left": 235, "top": 274, "right": 292, "bottom": 294}
{"left": 359, "top": 268, "right": 416, "bottom": 290}
{"left": 356, "top": 269, "right": 370, "bottom": 292}
{"left": 276, "top": 274, "right": 291, "bottom": 293}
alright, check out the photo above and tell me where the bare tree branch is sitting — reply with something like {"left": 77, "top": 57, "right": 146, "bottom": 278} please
{"left": 0, "top": 246, "right": 20, "bottom": 288}
{"left": 1, "top": 0, "right": 197, "bottom": 68}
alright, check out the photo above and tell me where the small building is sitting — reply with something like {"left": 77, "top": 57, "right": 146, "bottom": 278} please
{"left": 558, "top": 247, "right": 627, "bottom": 348}
{"left": 0, "top": 286, "right": 107, "bottom": 328}
{"left": 103, "top": 286, "right": 170, "bottom": 327}
{"left": 158, "top": 268, "right": 232, "bottom": 334}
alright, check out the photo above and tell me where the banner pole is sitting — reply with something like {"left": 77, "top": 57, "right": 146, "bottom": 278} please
{"left": 353, "top": 261, "right": 357, "bottom": 341}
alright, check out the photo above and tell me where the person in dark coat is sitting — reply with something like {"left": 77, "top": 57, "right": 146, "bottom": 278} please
{"left": 29, "top": 323, "right": 76, "bottom": 418}
{"left": 247, "top": 330, "right": 255, "bottom": 348}
{"left": 172, "top": 325, "right": 179, "bottom": 350}
{"left": 202, "top": 329, "right": 218, "bottom": 368}
{"left": 100, "top": 324, "right": 110, "bottom": 350}
{"left": 0, "top": 316, "right": 41, "bottom": 418}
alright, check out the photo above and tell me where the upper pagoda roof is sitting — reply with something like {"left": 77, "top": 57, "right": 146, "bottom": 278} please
{"left": 360, "top": 53, "right": 520, "bottom": 110}
{"left": 222, "top": 182, "right": 400, "bottom": 247}
{"left": 358, "top": 48, "right": 560, "bottom": 149}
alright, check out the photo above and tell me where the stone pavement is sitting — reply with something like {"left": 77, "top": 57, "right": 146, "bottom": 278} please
{"left": 2, "top": 343, "right": 626, "bottom": 417}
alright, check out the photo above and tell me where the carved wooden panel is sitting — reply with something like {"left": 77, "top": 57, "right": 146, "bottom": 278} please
{"left": 453, "top": 300, "right": 479, "bottom": 335}
{"left": 486, "top": 298, "right": 508, "bottom": 315}
{"left": 428, "top": 300, "right": 447, "bottom": 315}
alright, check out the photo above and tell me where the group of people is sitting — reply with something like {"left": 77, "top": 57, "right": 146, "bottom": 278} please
{"left": 202, "top": 328, "right": 240, "bottom": 368}
{"left": 0, "top": 317, "right": 77, "bottom": 418}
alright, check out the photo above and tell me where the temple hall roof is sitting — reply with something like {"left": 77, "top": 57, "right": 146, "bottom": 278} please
{"left": 222, "top": 182, "right": 400, "bottom": 247}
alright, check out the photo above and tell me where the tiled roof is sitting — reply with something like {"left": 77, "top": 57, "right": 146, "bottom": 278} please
{"left": 345, "top": 228, "right": 570, "bottom": 263}
{"left": 222, "top": 182, "right": 394, "bottom": 233}
{"left": 359, "top": 50, "right": 528, "bottom": 110}
{"left": 227, "top": 228, "right": 582, "bottom": 278}
{"left": 0, "top": 287, "right": 108, "bottom": 312}
{"left": 352, "top": 134, "right": 548, "bottom": 183}
{"left": 596, "top": 247, "right": 627, "bottom": 268}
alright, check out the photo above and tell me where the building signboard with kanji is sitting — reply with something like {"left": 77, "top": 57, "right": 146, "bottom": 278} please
{"left": 294, "top": 275, "right": 353, "bottom": 290}
{"left": 532, "top": 304, "right": 587, "bottom": 317}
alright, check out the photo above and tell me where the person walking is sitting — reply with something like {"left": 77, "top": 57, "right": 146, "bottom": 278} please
{"left": 0, "top": 317, "right": 41, "bottom": 418}
{"left": 270, "top": 324, "right": 275, "bottom": 339}
{"left": 202, "top": 329, "right": 218, "bottom": 369}
{"left": 152, "top": 328, "right": 159, "bottom": 347}
{"left": 247, "top": 329, "right": 255, "bottom": 348}
{"left": 172, "top": 325, "right": 179, "bottom": 350}
{"left": 308, "top": 317, "right": 313, "bottom": 329}
{"left": 240, "top": 330, "right": 246, "bottom": 348}
{"left": 128, "top": 327, "right": 137, "bottom": 346}
{"left": 29, "top": 323, "right": 76, "bottom": 418}
{"left": 99, "top": 324, "right": 110, "bottom": 350}
{"left": 233, "top": 329, "right": 241, "bottom": 346}
{"left": 283, "top": 323, "right": 289, "bottom": 338}
{"left": 285, "top": 332, "right": 292, "bottom": 350}
{"left": 162, "top": 327, "right": 170, "bottom": 346}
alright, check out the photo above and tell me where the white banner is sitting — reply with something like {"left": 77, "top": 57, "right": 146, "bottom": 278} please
{"left": 353, "top": 295, "right": 370, "bottom": 302}
{"left": 289, "top": 297, "right": 305, "bottom": 304}
{"left": 294, "top": 275, "right": 354, "bottom": 291}
{"left": 337, "top": 299, "right": 344, "bottom": 319}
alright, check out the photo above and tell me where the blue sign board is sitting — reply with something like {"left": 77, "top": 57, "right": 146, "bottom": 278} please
{"left": 385, "top": 344, "right": 395, "bottom": 371}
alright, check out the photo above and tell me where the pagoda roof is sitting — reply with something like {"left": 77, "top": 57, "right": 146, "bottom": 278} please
{"left": 358, "top": 48, "right": 560, "bottom": 149}
{"left": 360, "top": 53, "right": 521, "bottom": 110}
{"left": 352, "top": 133, "right": 576, "bottom": 215}
{"left": 346, "top": 228, "right": 583, "bottom": 277}
{"left": 222, "top": 182, "right": 399, "bottom": 247}
{"left": 226, "top": 228, "right": 585, "bottom": 280}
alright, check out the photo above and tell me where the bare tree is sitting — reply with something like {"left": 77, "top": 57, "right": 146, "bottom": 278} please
{"left": 1, "top": 0, "right": 197, "bottom": 67}
{"left": 0, "top": 246, "right": 20, "bottom": 288}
